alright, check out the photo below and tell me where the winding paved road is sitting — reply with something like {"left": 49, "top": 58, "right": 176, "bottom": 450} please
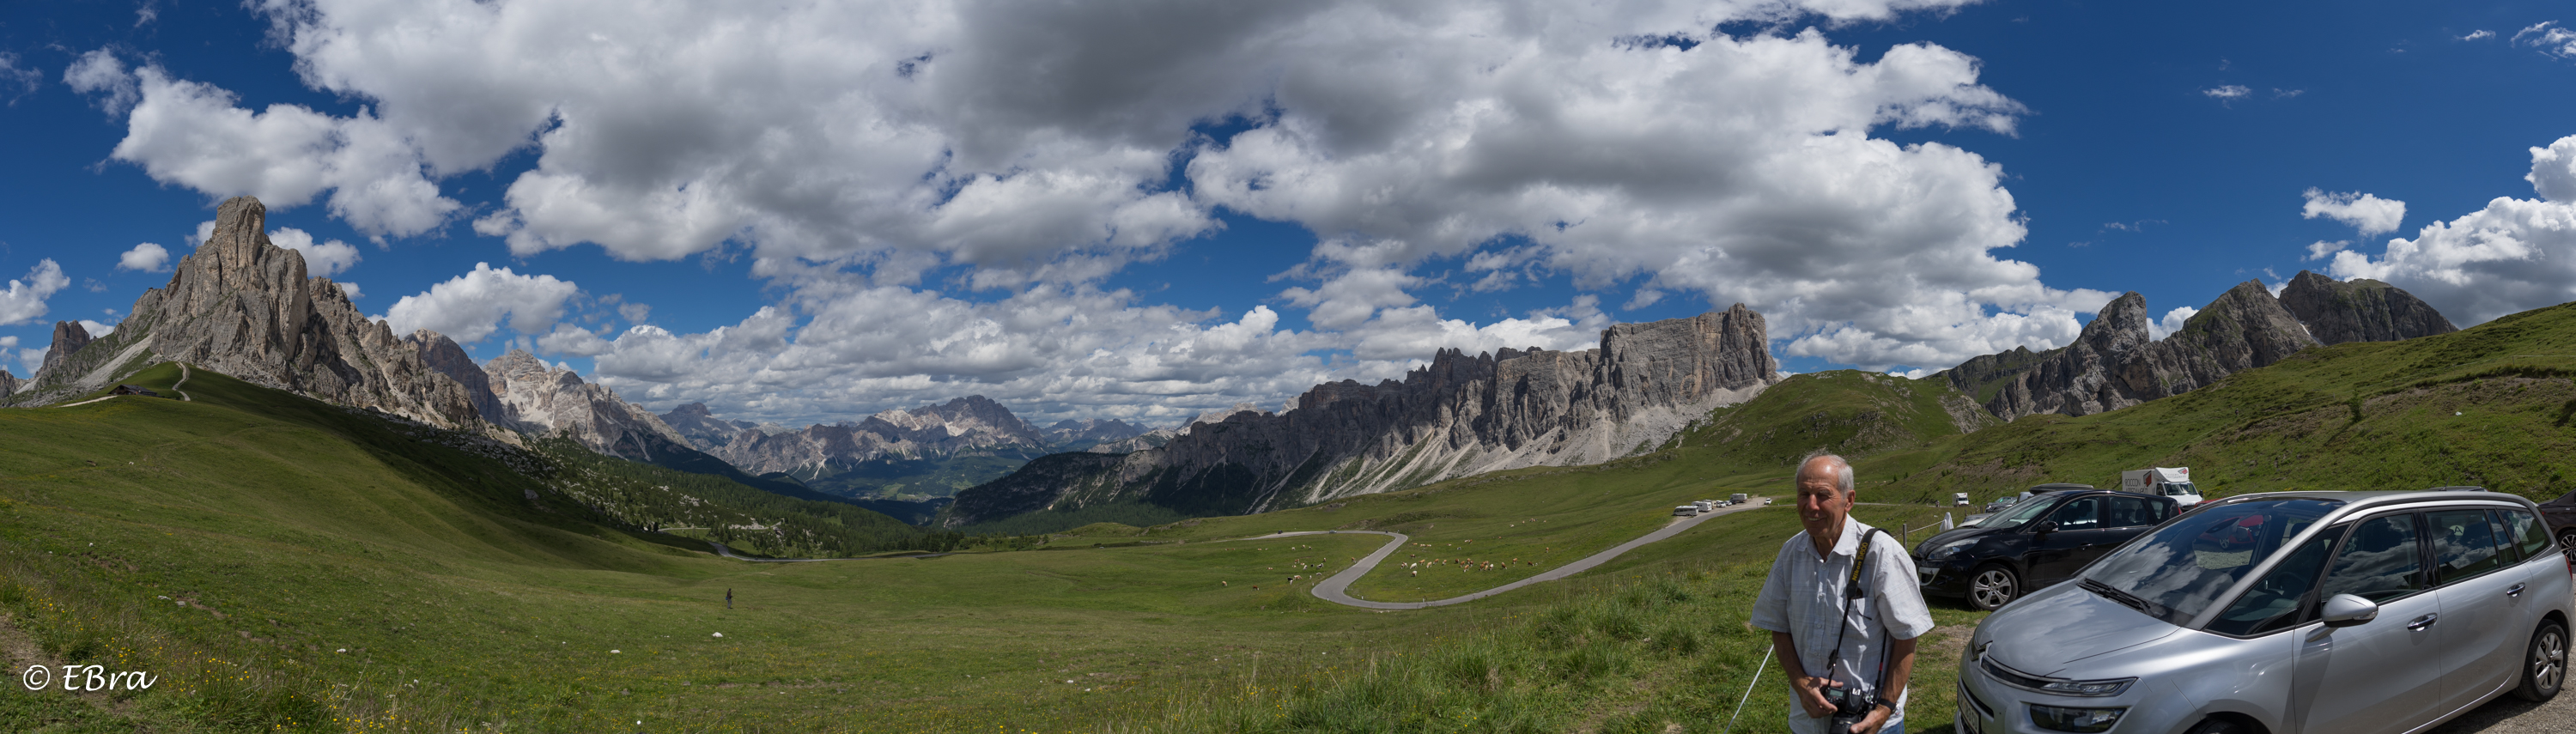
{"left": 1234, "top": 499, "right": 1771, "bottom": 610}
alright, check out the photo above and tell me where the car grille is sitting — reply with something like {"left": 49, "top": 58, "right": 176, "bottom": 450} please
{"left": 1960, "top": 679, "right": 1995, "bottom": 719}
{"left": 1981, "top": 657, "right": 2058, "bottom": 693}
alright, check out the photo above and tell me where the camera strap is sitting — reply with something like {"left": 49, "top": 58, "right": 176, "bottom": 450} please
{"left": 1820, "top": 527, "right": 1892, "bottom": 705}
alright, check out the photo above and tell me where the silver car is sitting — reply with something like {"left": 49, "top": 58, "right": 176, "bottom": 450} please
{"left": 1958, "top": 490, "right": 2573, "bottom": 734}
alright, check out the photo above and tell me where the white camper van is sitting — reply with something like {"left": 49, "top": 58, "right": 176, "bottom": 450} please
{"left": 2120, "top": 466, "right": 2202, "bottom": 507}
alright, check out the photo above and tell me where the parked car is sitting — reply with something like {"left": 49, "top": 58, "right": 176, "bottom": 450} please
{"left": 1912, "top": 488, "right": 2178, "bottom": 610}
{"left": 1956, "top": 489, "right": 2568, "bottom": 734}
{"left": 2536, "top": 488, "right": 2576, "bottom": 549}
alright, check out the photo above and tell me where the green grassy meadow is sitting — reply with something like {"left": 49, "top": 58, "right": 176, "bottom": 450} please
{"left": 15, "top": 300, "right": 2576, "bottom": 731}
{"left": 0, "top": 363, "right": 1980, "bottom": 733}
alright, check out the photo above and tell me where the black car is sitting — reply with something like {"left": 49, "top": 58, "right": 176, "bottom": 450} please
{"left": 2537, "top": 488, "right": 2576, "bottom": 549}
{"left": 1911, "top": 488, "right": 2178, "bottom": 610}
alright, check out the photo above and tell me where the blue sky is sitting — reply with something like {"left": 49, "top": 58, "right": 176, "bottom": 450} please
{"left": 3, "top": 0, "right": 2573, "bottom": 427}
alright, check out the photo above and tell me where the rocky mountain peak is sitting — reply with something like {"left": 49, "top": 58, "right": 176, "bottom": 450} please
{"left": 482, "top": 348, "right": 694, "bottom": 460}
{"left": 1957, "top": 272, "right": 2453, "bottom": 422}
{"left": 37, "top": 320, "right": 94, "bottom": 379}
{"left": 6, "top": 196, "right": 484, "bottom": 429}
{"left": 2278, "top": 270, "right": 2458, "bottom": 344}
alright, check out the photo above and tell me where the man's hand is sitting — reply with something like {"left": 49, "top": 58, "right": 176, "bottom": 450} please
{"left": 1791, "top": 675, "right": 1839, "bottom": 719}
{"left": 1845, "top": 702, "right": 1892, "bottom": 734}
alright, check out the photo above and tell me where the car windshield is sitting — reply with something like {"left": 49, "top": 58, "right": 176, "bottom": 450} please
{"left": 1978, "top": 494, "right": 2061, "bottom": 528}
{"left": 2165, "top": 482, "right": 2199, "bottom": 497}
{"left": 2079, "top": 499, "right": 2343, "bottom": 626}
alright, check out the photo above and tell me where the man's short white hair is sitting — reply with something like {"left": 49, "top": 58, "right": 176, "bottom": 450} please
{"left": 1799, "top": 453, "right": 1856, "bottom": 495}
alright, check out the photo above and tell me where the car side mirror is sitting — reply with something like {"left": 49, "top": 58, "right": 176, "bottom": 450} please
{"left": 2034, "top": 520, "right": 2059, "bottom": 534}
{"left": 2322, "top": 593, "right": 2379, "bottom": 628}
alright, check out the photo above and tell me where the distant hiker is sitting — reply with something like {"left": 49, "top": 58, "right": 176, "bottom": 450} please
{"left": 1752, "top": 454, "right": 1930, "bottom": 734}
{"left": 726, "top": 588, "right": 733, "bottom": 610}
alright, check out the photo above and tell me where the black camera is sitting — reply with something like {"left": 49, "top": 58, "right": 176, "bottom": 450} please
{"left": 1823, "top": 685, "right": 1874, "bottom": 731}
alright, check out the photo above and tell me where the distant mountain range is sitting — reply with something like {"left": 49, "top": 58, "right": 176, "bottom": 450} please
{"left": 658, "top": 397, "right": 1156, "bottom": 501}
{"left": 0, "top": 196, "right": 2472, "bottom": 537}
{"left": 943, "top": 306, "right": 1780, "bottom": 527}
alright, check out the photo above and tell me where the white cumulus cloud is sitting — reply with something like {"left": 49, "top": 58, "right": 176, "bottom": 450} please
{"left": 2330, "top": 134, "right": 2576, "bottom": 325}
{"left": 2517, "top": 21, "right": 2576, "bottom": 59}
{"left": 382, "top": 263, "right": 580, "bottom": 343}
{"left": 2149, "top": 306, "right": 2199, "bottom": 340}
{"left": 2301, "top": 188, "right": 2407, "bottom": 236}
{"left": 265, "top": 227, "right": 362, "bottom": 276}
{"left": 1, "top": 259, "right": 70, "bottom": 326}
{"left": 146, "top": 0, "right": 2149, "bottom": 410}
{"left": 2303, "top": 240, "right": 2348, "bottom": 261}
{"left": 117, "top": 243, "right": 170, "bottom": 272}
{"left": 2203, "top": 85, "right": 2251, "bottom": 100}
{"left": 73, "top": 52, "right": 458, "bottom": 238}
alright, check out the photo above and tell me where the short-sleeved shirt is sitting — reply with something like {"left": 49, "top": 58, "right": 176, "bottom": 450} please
{"left": 1751, "top": 516, "right": 1936, "bottom": 734}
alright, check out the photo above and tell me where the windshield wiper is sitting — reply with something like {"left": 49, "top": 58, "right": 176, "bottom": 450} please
{"left": 2080, "top": 579, "right": 2154, "bottom": 615}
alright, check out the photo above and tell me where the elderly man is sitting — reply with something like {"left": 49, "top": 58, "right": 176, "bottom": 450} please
{"left": 1751, "top": 454, "right": 1935, "bottom": 734}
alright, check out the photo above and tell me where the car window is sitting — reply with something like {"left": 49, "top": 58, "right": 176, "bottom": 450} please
{"left": 2319, "top": 513, "right": 2426, "bottom": 604}
{"left": 2207, "top": 524, "right": 2347, "bottom": 636}
{"left": 2105, "top": 496, "right": 2161, "bottom": 528}
{"left": 2503, "top": 509, "right": 2552, "bottom": 561}
{"left": 1987, "top": 494, "right": 2061, "bottom": 528}
{"left": 2429, "top": 508, "right": 2506, "bottom": 584}
{"left": 2080, "top": 499, "right": 2341, "bottom": 627}
{"left": 2053, "top": 497, "right": 2102, "bottom": 530}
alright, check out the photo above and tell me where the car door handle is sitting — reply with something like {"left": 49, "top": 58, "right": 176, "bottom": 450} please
{"left": 2510, "top": 583, "right": 2528, "bottom": 598}
{"left": 2408, "top": 613, "right": 2439, "bottom": 631}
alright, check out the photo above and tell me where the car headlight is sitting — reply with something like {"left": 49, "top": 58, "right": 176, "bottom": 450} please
{"left": 1923, "top": 537, "right": 1978, "bottom": 561}
{"left": 2028, "top": 704, "right": 2127, "bottom": 732}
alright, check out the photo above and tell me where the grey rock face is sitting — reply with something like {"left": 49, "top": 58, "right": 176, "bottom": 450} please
{"left": 1969, "top": 273, "right": 2455, "bottom": 422}
{"left": 659, "top": 402, "right": 761, "bottom": 451}
{"left": 2277, "top": 270, "right": 2458, "bottom": 344}
{"left": 944, "top": 306, "right": 1779, "bottom": 527}
{"left": 406, "top": 330, "right": 507, "bottom": 424}
{"left": 710, "top": 395, "right": 1050, "bottom": 476}
{"left": 483, "top": 349, "right": 694, "bottom": 460}
{"left": 37, "top": 321, "right": 94, "bottom": 379}
{"left": 9, "top": 197, "right": 484, "bottom": 428}
{"left": 0, "top": 367, "right": 17, "bottom": 397}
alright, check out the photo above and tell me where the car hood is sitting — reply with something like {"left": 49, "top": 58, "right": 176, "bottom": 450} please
{"left": 1978, "top": 583, "right": 2179, "bottom": 676}
{"left": 1913, "top": 525, "right": 2006, "bottom": 555}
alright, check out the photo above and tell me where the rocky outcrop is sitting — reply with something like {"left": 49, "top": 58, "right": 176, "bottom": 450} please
{"left": 7, "top": 197, "right": 484, "bottom": 429}
{"left": 36, "top": 321, "right": 94, "bottom": 379}
{"left": 660, "top": 402, "right": 762, "bottom": 451}
{"left": 711, "top": 396, "right": 1050, "bottom": 477}
{"left": 0, "top": 368, "right": 17, "bottom": 397}
{"left": 406, "top": 330, "right": 506, "bottom": 425}
{"left": 1963, "top": 273, "right": 2456, "bottom": 422}
{"left": 483, "top": 349, "right": 695, "bottom": 460}
{"left": 2277, "top": 270, "right": 2458, "bottom": 344}
{"left": 944, "top": 306, "right": 1779, "bottom": 527}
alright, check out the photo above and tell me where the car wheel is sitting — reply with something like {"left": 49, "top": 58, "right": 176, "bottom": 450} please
{"left": 2516, "top": 619, "right": 2568, "bottom": 702}
{"left": 2183, "top": 718, "right": 2252, "bottom": 734}
{"left": 1968, "top": 564, "right": 2020, "bottom": 611}
{"left": 2558, "top": 529, "right": 2576, "bottom": 550}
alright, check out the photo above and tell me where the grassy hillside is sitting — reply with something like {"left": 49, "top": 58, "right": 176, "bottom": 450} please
{"left": 1, "top": 361, "right": 1984, "bottom": 733}
{"left": 1868, "top": 300, "right": 2576, "bottom": 506}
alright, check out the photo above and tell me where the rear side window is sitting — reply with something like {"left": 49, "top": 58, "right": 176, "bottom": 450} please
{"left": 2319, "top": 513, "right": 2425, "bottom": 604}
{"left": 2053, "top": 497, "right": 2102, "bottom": 530}
{"left": 2428, "top": 508, "right": 2506, "bottom": 584}
{"left": 2208, "top": 524, "right": 2348, "bottom": 636}
{"left": 2503, "top": 509, "right": 2552, "bottom": 561}
{"left": 2105, "top": 496, "right": 2162, "bottom": 528}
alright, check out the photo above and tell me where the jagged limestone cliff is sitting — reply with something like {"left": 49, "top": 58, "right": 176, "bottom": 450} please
{"left": 1953, "top": 271, "right": 2458, "bottom": 422}
{"left": 8, "top": 197, "right": 484, "bottom": 430}
{"left": 944, "top": 306, "right": 1779, "bottom": 526}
